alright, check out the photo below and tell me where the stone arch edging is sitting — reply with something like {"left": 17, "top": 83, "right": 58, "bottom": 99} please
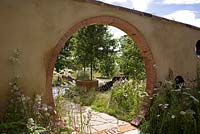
{"left": 46, "top": 16, "right": 157, "bottom": 126}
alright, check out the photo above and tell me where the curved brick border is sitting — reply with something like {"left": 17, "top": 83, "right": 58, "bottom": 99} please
{"left": 46, "top": 16, "right": 156, "bottom": 125}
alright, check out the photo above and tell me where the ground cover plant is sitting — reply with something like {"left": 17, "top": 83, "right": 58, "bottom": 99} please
{"left": 64, "top": 85, "right": 97, "bottom": 106}
{"left": 108, "top": 80, "right": 147, "bottom": 121}
{"left": 65, "top": 80, "right": 147, "bottom": 122}
{"left": 139, "top": 80, "right": 200, "bottom": 134}
{"left": 0, "top": 49, "right": 92, "bottom": 134}
{"left": 0, "top": 49, "right": 57, "bottom": 133}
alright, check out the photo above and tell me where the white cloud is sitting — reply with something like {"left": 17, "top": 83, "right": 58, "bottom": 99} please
{"left": 98, "top": 0, "right": 127, "bottom": 4}
{"left": 163, "top": 10, "right": 200, "bottom": 27}
{"left": 163, "top": 0, "right": 200, "bottom": 4}
{"left": 98, "top": 0, "right": 154, "bottom": 11}
{"left": 97, "top": 0, "right": 155, "bottom": 37}
{"left": 108, "top": 26, "right": 126, "bottom": 38}
{"left": 130, "top": 0, "right": 154, "bottom": 11}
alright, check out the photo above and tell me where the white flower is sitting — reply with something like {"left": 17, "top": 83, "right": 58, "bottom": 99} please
{"left": 21, "top": 95, "right": 26, "bottom": 101}
{"left": 164, "top": 104, "right": 169, "bottom": 109}
{"left": 158, "top": 104, "right": 163, "bottom": 107}
{"left": 153, "top": 64, "right": 158, "bottom": 69}
{"left": 180, "top": 111, "right": 186, "bottom": 115}
{"left": 185, "top": 109, "right": 195, "bottom": 115}
{"left": 9, "top": 82, "right": 12, "bottom": 86}
{"left": 35, "top": 95, "right": 42, "bottom": 104}
{"left": 164, "top": 104, "right": 169, "bottom": 106}
{"left": 156, "top": 115, "right": 160, "bottom": 117}
{"left": 36, "top": 95, "right": 41, "bottom": 101}
{"left": 13, "top": 85, "right": 18, "bottom": 90}
{"left": 42, "top": 104, "right": 48, "bottom": 111}
{"left": 154, "top": 88, "right": 159, "bottom": 91}
{"left": 27, "top": 118, "right": 34, "bottom": 125}
{"left": 171, "top": 115, "right": 176, "bottom": 119}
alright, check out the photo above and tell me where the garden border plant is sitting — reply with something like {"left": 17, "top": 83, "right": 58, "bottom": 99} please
{"left": 0, "top": 48, "right": 88, "bottom": 134}
{"left": 65, "top": 79, "right": 148, "bottom": 122}
{"left": 139, "top": 76, "right": 200, "bottom": 134}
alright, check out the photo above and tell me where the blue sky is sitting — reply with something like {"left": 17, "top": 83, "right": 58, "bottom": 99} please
{"left": 97, "top": 0, "right": 200, "bottom": 38}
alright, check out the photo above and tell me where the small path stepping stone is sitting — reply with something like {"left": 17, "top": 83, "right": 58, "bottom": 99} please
{"left": 95, "top": 124, "right": 137, "bottom": 134}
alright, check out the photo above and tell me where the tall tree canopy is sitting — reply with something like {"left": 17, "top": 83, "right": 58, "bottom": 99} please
{"left": 55, "top": 24, "right": 117, "bottom": 79}
{"left": 117, "top": 35, "right": 145, "bottom": 80}
{"left": 54, "top": 38, "right": 75, "bottom": 72}
{"left": 74, "top": 24, "right": 117, "bottom": 80}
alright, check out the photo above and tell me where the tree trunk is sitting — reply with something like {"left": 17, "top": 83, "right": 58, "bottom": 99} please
{"left": 90, "top": 61, "right": 93, "bottom": 80}
{"left": 83, "top": 61, "right": 86, "bottom": 77}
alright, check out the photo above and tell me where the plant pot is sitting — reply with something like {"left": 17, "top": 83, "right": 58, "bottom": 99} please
{"left": 76, "top": 80, "right": 98, "bottom": 89}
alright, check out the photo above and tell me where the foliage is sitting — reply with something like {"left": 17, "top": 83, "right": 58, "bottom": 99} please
{"left": 108, "top": 80, "right": 147, "bottom": 121}
{"left": 91, "top": 91, "right": 112, "bottom": 113}
{"left": 1, "top": 48, "right": 74, "bottom": 134}
{"left": 117, "top": 35, "right": 145, "bottom": 80}
{"left": 76, "top": 70, "right": 90, "bottom": 80}
{"left": 0, "top": 77, "right": 56, "bottom": 134}
{"left": 139, "top": 81, "right": 200, "bottom": 134}
{"left": 52, "top": 72, "right": 66, "bottom": 86}
{"left": 90, "top": 80, "right": 147, "bottom": 122}
{"left": 54, "top": 87, "right": 92, "bottom": 134}
{"left": 65, "top": 86, "right": 96, "bottom": 106}
{"left": 64, "top": 80, "right": 146, "bottom": 122}
{"left": 55, "top": 38, "right": 76, "bottom": 73}
{"left": 98, "top": 54, "right": 119, "bottom": 78}
{"left": 55, "top": 25, "right": 116, "bottom": 79}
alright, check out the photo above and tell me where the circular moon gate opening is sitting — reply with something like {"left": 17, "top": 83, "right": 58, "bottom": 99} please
{"left": 46, "top": 16, "right": 156, "bottom": 126}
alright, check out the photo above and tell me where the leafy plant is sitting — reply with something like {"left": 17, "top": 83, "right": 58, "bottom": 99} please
{"left": 139, "top": 81, "right": 200, "bottom": 134}
{"left": 64, "top": 25, "right": 116, "bottom": 80}
{"left": 91, "top": 80, "right": 147, "bottom": 122}
{"left": 117, "top": 35, "right": 145, "bottom": 80}
{"left": 0, "top": 48, "right": 67, "bottom": 134}
{"left": 108, "top": 80, "right": 147, "bottom": 121}
{"left": 0, "top": 76, "right": 56, "bottom": 133}
{"left": 65, "top": 86, "right": 96, "bottom": 106}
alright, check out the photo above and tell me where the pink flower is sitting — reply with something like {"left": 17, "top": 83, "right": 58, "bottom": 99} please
{"left": 73, "top": 125, "right": 79, "bottom": 132}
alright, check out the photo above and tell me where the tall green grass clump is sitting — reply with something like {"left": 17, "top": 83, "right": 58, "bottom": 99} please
{"left": 109, "top": 80, "right": 147, "bottom": 121}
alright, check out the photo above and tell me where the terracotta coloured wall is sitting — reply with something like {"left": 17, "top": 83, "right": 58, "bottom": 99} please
{"left": 0, "top": 0, "right": 200, "bottom": 116}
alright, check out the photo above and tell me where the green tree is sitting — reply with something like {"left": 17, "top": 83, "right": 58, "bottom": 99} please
{"left": 99, "top": 54, "right": 118, "bottom": 78}
{"left": 117, "top": 35, "right": 145, "bottom": 80}
{"left": 55, "top": 38, "right": 75, "bottom": 72}
{"left": 73, "top": 24, "right": 117, "bottom": 80}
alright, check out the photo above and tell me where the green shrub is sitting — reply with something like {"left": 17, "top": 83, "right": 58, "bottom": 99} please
{"left": 65, "top": 86, "right": 96, "bottom": 106}
{"left": 64, "top": 80, "right": 146, "bottom": 122}
{"left": 91, "top": 80, "right": 147, "bottom": 122}
{"left": 139, "top": 81, "right": 200, "bottom": 134}
{"left": 1, "top": 48, "right": 74, "bottom": 134}
{"left": 0, "top": 77, "right": 54, "bottom": 134}
{"left": 91, "top": 91, "right": 112, "bottom": 113}
{"left": 109, "top": 80, "right": 147, "bottom": 121}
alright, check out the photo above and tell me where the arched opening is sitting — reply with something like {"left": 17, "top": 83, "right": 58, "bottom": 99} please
{"left": 195, "top": 40, "right": 200, "bottom": 57}
{"left": 46, "top": 16, "right": 156, "bottom": 126}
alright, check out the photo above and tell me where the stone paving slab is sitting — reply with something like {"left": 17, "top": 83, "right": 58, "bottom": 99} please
{"left": 95, "top": 124, "right": 139, "bottom": 134}
{"left": 63, "top": 100, "right": 140, "bottom": 134}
